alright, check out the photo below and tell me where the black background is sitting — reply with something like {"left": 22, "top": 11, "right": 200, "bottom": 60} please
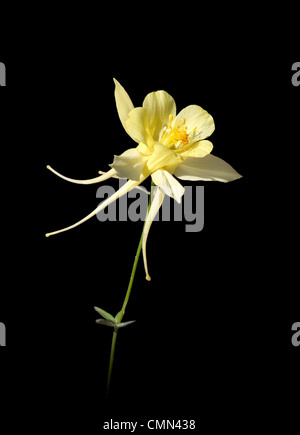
{"left": 1, "top": 6, "right": 299, "bottom": 433}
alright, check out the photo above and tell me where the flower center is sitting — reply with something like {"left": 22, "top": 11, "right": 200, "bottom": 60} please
{"left": 161, "top": 115, "right": 190, "bottom": 149}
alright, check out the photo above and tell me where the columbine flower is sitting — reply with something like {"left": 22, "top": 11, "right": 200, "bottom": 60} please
{"left": 46, "top": 79, "right": 242, "bottom": 280}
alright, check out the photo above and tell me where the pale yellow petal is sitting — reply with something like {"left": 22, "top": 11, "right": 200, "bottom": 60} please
{"left": 136, "top": 142, "right": 153, "bottom": 156}
{"left": 143, "top": 91, "right": 176, "bottom": 141}
{"left": 175, "top": 105, "right": 215, "bottom": 141}
{"left": 151, "top": 169, "right": 185, "bottom": 203}
{"left": 179, "top": 140, "right": 213, "bottom": 159}
{"left": 47, "top": 166, "right": 117, "bottom": 184}
{"left": 113, "top": 78, "right": 134, "bottom": 136}
{"left": 142, "top": 187, "right": 165, "bottom": 281}
{"left": 146, "top": 142, "right": 183, "bottom": 174}
{"left": 125, "top": 107, "right": 150, "bottom": 144}
{"left": 110, "top": 148, "right": 148, "bottom": 181}
{"left": 174, "top": 154, "right": 242, "bottom": 182}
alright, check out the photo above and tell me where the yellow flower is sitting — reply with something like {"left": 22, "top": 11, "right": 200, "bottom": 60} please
{"left": 46, "top": 79, "right": 242, "bottom": 280}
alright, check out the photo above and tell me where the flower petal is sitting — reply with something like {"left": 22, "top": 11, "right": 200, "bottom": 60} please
{"left": 126, "top": 107, "right": 150, "bottom": 144}
{"left": 146, "top": 142, "right": 183, "bottom": 174}
{"left": 45, "top": 176, "right": 147, "bottom": 237}
{"left": 47, "top": 166, "right": 117, "bottom": 184}
{"left": 151, "top": 169, "right": 185, "bottom": 203}
{"left": 136, "top": 141, "right": 153, "bottom": 156}
{"left": 110, "top": 148, "right": 148, "bottom": 181}
{"left": 179, "top": 140, "right": 213, "bottom": 159}
{"left": 174, "top": 154, "right": 242, "bottom": 182}
{"left": 175, "top": 105, "right": 215, "bottom": 141}
{"left": 114, "top": 78, "right": 134, "bottom": 136}
{"left": 142, "top": 187, "right": 165, "bottom": 281}
{"left": 143, "top": 90, "right": 176, "bottom": 141}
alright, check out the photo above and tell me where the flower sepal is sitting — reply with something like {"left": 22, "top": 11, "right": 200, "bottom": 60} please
{"left": 94, "top": 306, "right": 136, "bottom": 331}
{"left": 95, "top": 318, "right": 116, "bottom": 327}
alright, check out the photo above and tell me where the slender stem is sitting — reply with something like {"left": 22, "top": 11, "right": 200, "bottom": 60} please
{"left": 105, "top": 181, "right": 153, "bottom": 397}
{"left": 119, "top": 225, "right": 145, "bottom": 319}
{"left": 120, "top": 182, "right": 154, "bottom": 320}
{"left": 106, "top": 330, "right": 117, "bottom": 397}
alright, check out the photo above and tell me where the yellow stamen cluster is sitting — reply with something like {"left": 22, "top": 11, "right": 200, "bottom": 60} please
{"left": 161, "top": 115, "right": 190, "bottom": 150}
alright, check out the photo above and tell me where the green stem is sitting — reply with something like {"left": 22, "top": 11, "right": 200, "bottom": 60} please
{"left": 106, "top": 330, "right": 117, "bottom": 397}
{"left": 119, "top": 223, "right": 145, "bottom": 320}
{"left": 105, "top": 181, "right": 153, "bottom": 398}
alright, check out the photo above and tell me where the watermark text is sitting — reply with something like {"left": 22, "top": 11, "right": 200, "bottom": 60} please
{"left": 0, "top": 62, "right": 6, "bottom": 86}
{"left": 291, "top": 62, "right": 300, "bottom": 87}
{"left": 291, "top": 322, "right": 300, "bottom": 347}
{"left": 0, "top": 322, "right": 6, "bottom": 346}
{"left": 96, "top": 181, "right": 204, "bottom": 232}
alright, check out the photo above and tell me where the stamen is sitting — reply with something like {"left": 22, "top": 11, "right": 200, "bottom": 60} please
{"left": 161, "top": 116, "right": 190, "bottom": 149}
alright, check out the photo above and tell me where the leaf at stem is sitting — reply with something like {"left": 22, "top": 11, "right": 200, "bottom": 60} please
{"left": 117, "top": 320, "right": 136, "bottom": 328}
{"left": 95, "top": 319, "right": 115, "bottom": 327}
{"left": 94, "top": 306, "right": 116, "bottom": 323}
{"left": 114, "top": 310, "right": 123, "bottom": 324}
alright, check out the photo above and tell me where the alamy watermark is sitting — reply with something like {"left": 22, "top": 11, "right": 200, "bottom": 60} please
{"left": 96, "top": 180, "right": 204, "bottom": 232}
{"left": 0, "top": 62, "right": 6, "bottom": 86}
{"left": 291, "top": 322, "right": 300, "bottom": 347}
{"left": 0, "top": 322, "right": 6, "bottom": 346}
{"left": 291, "top": 62, "right": 300, "bottom": 87}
